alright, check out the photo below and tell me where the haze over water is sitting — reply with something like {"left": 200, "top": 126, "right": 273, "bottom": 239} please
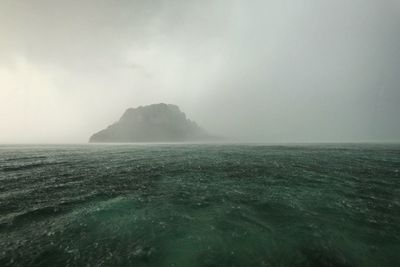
{"left": 1, "top": 1, "right": 400, "bottom": 266}
{"left": 1, "top": 0, "right": 400, "bottom": 143}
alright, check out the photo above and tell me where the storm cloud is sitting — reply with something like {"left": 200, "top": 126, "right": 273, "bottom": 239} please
{"left": 0, "top": 0, "right": 399, "bottom": 143}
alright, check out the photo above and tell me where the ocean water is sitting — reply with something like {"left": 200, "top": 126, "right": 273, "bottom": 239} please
{"left": 0, "top": 144, "right": 399, "bottom": 267}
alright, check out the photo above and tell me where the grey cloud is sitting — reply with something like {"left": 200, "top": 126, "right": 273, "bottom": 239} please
{"left": 0, "top": 0, "right": 399, "bottom": 143}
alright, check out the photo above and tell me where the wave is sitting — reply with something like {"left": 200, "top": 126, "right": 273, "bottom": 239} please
{"left": 1, "top": 162, "right": 63, "bottom": 172}
{"left": 4, "top": 156, "right": 47, "bottom": 162}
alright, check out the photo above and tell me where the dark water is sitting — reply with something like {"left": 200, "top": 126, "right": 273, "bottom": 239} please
{"left": 0, "top": 144, "right": 399, "bottom": 267}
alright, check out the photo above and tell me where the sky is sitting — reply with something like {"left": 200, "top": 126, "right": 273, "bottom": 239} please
{"left": 0, "top": 0, "right": 399, "bottom": 143}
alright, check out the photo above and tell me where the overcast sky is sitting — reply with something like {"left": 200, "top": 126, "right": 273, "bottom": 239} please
{"left": 0, "top": 0, "right": 399, "bottom": 143}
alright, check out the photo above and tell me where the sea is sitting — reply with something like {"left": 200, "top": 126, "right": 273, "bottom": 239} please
{"left": 0, "top": 144, "right": 399, "bottom": 266}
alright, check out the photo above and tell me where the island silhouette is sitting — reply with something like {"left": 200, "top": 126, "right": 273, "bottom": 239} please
{"left": 89, "top": 103, "right": 216, "bottom": 142}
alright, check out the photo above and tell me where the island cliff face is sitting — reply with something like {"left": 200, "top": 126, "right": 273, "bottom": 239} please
{"left": 89, "top": 103, "right": 213, "bottom": 143}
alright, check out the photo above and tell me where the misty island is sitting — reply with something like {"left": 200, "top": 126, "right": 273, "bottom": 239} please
{"left": 89, "top": 103, "right": 215, "bottom": 143}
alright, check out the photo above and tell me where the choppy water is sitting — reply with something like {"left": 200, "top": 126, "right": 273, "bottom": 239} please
{"left": 0, "top": 144, "right": 399, "bottom": 267}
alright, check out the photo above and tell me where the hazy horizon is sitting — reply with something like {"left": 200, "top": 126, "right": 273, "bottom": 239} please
{"left": 1, "top": 0, "right": 399, "bottom": 143}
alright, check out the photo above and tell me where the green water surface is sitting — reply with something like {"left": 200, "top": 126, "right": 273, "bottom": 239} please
{"left": 0, "top": 144, "right": 399, "bottom": 266}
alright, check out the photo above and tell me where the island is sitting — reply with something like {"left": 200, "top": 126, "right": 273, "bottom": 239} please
{"left": 89, "top": 103, "right": 217, "bottom": 143}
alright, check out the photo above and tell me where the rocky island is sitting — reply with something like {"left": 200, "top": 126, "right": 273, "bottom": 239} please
{"left": 89, "top": 103, "right": 216, "bottom": 143}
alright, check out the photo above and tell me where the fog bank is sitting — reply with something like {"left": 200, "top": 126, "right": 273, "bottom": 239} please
{"left": 1, "top": 0, "right": 399, "bottom": 143}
